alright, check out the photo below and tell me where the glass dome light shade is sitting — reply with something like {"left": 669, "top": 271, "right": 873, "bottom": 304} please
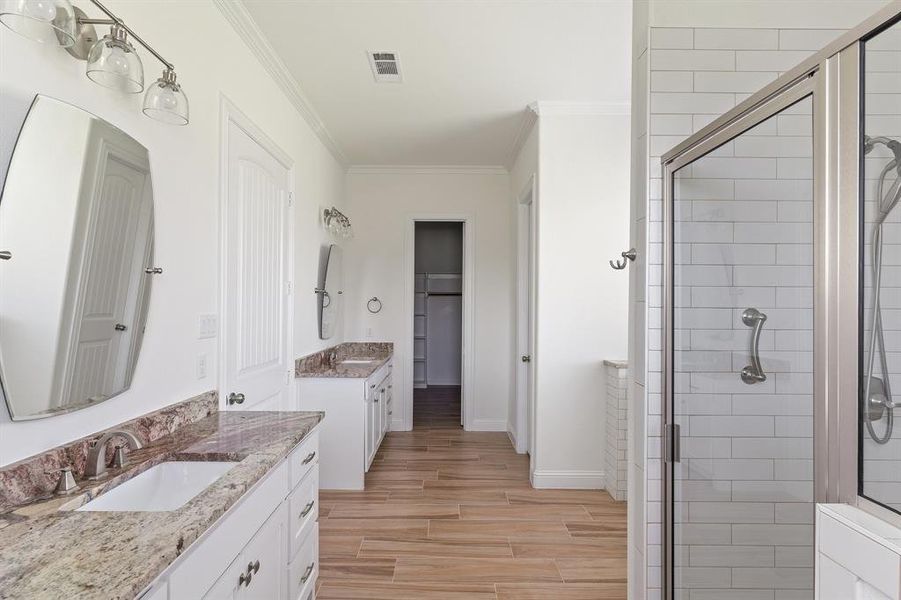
{"left": 85, "top": 24, "right": 144, "bottom": 94}
{"left": 143, "top": 68, "right": 188, "bottom": 125}
{"left": 0, "top": 0, "right": 76, "bottom": 46}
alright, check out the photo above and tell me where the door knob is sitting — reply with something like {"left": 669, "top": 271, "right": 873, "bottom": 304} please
{"left": 227, "top": 392, "right": 245, "bottom": 405}
{"left": 521, "top": 355, "right": 531, "bottom": 363}
{"left": 0, "top": 250, "right": 11, "bottom": 260}
{"left": 114, "top": 323, "right": 127, "bottom": 331}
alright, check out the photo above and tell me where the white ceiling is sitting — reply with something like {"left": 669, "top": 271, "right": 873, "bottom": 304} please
{"left": 240, "top": 0, "right": 632, "bottom": 167}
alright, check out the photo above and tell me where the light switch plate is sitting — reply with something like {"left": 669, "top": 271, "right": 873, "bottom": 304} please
{"left": 198, "top": 314, "right": 218, "bottom": 339}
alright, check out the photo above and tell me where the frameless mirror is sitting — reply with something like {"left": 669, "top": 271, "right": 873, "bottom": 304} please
{"left": 0, "top": 95, "right": 155, "bottom": 420}
{"left": 318, "top": 244, "right": 343, "bottom": 340}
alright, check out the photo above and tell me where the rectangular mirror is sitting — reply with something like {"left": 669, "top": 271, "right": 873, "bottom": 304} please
{"left": 318, "top": 244, "right": 343, "bottom": 340}
{"left": 0, "top": 95, "right": 155, "bottom": 420}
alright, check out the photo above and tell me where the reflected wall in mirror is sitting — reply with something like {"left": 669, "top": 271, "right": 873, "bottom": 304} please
{"left": 318, "top": 244, "right": 343, "bottom": 340}
{"left": 860, "top": 19, "right": 901, "bottom": 512}
{"left": 0, "top": 96, "right": 155, "bottom": 420}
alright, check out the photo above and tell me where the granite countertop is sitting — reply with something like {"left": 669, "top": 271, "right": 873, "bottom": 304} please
{"left": 0, "top": 410, "right": 323, "bottom": 600}
{"left": 296, "top": 341, "right": 393, "bottom": 379}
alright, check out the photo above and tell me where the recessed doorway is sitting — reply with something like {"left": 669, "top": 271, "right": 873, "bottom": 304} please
{"left": 413, "top": 222, "right": 464, "bottom": 429}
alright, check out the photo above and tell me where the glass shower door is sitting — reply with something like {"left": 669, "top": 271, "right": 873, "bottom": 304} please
{"left": 668, "top": 94, "right": 815, "bottom": 597}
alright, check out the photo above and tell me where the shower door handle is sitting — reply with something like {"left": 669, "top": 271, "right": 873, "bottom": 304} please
{"left": 741, "top": 308, "right": 767, "bottom": 384}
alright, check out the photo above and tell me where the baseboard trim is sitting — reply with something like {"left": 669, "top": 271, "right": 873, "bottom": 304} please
{"left": 468, "top": 419, "right": 508, "bottom": 432}
{"left": 531, "top": 469, "right": 606, "bottom": 489}
{"left": 506, "top": 426, "right": 517, "bottom": 450}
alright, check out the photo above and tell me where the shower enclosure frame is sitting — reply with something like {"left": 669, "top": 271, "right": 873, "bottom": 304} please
{"left": 659, "top": 2, "right": 901, "bottom": 598}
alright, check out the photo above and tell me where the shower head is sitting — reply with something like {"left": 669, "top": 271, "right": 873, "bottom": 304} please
{"left": 865, "top": 135, "right": 901, "bottom": 165}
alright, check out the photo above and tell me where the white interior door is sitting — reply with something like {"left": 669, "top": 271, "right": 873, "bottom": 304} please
{"left": 66, "top": 153, "right": 148, "bottom": 407}
{"left": 516, "top": 187, "right": 535, "bottom": 454}
{"left": 224, "top": 120, "right": 291, "bottom": 412}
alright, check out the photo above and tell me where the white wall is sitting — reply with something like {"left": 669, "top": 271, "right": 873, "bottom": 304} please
{"left": 0, "top": 0, "right": 345, "bottom": 466}
{"left": 529, "top": 109, "right": 631, "bottom": 488}
{"left": 344, "top": 170, "right": 513, "bottom": 431}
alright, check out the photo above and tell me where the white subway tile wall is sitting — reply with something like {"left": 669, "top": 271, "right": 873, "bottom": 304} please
{"left": 606, "top": 362, "right": 629, "bottom": 501}
{"left": 860, "top": 21, "right": 901, "bottom": 511}
{"left": 645, "top": 26, "right": 842, "bottom": 600}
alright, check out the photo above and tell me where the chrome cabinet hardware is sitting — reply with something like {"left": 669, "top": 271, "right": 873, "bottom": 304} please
{"left": 521, "top": 355, "right": 531, "bottom": 363}
{"left": 227, "top": 392, "right": 245, "bottom": 405}
{"left": 46, "top": 466, "right": 78, "bottom": 495}
{"left": 367, "top": 297, "right": 383, "bottom": 313}
{"left": 114, "top": 323, "right": 127, "bottom": 331}
{"left": 144, "top": 267, "right": 163, "bottom": 274}
{"left": 300, "top": 500, "right": 315, "bottom": 518}
{"left": 239, "top": 560, "right": 260, "bottom": 587}
{"left": 740, "top": 308, "right": 768, "bottom": 384}
{"left": 609, "top": 247, "right": 637, "bottom": 270}
{"left": 300, "top": 562, "right": 315, "bottom": 584}
{"left": 0, "top": 250, "right": 11, "bottom": 261}
{"left": 302, "top": 451, "right": 316, "bottom": 465}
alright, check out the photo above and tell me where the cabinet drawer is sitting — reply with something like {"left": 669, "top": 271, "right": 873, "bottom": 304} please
{"left": 290, "top": 430, "right": 319, "bottom": 489}
{"left": 289, "top": 464, "right": 319, "bottom": 560}
{"left": 288, "top": 524, "right": 319, "bottom": 600}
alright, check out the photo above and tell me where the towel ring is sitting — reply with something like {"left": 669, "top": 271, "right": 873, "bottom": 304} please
{"left": 367, "top": 297, "right": 382, "bottom": 314}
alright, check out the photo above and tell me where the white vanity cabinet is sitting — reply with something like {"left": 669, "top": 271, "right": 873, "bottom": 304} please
{"left": 298, "top": 359, "right": 392, "bottom": 490}
{"left": 137, "top": 428, "right": 320, "bottom": 600}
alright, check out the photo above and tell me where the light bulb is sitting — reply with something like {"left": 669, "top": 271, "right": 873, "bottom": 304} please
{"left": 23, "top": 0, "right": 55, "bottom": 21}
{"left": 106, "top": 46, "right": 130, "bottom": 76}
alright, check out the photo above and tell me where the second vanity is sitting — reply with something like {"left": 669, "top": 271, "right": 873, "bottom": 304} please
{"left": 0, "top": 396, "right": 322, "bottom": 600}
{"left": 296, "top": 342, "right": 394, "bottom": 490}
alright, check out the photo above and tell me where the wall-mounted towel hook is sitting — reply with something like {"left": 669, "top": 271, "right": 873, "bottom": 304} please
{"left": 367, "top": 297, "right": 383, "bottom": 314}
{"left": 609, "top": 248, "right": 637, "bottom": 270}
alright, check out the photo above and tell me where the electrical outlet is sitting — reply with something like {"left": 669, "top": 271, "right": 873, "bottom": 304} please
{"left": 197, "top": 353, "right": 208, "bottom": 379}
{"left": 198, "top": 314, "right": 218, "bottom": 339}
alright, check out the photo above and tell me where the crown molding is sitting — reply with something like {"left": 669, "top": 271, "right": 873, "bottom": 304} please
{"left": 506, "top": 104, "right": 539, "bottom": 169}
{"left": 347, "top": 165, "right": 508, "bottom": 176}
{"left": 214, "top": 0, "right": 346, "bottom": 166}
{"left": 530, "top": 101, "right": 631, "bottom": 116}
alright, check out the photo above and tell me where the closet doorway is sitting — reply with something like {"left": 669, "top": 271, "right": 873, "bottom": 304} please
{"left": 413, "top": 222, "right": 464, "bottom": 428}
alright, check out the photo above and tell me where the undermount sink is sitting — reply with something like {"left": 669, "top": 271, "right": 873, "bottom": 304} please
{"left": 339, "top": 358, "right": 377, "bottom": 364}
{"left": 76, "top": 461, "right": 237, "bottom": 512}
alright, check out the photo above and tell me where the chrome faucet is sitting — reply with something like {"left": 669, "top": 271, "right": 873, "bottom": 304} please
{"left": 84, "top": 430, "right": 143, "bottom": 479}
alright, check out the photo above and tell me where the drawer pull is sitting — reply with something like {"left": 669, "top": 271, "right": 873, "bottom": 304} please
{"left": 302, "top": 451, "right": 316, "bottom": 465}
{"left": 300, "top": 500, "right": 315, "bottom": 518}
{"left": 300, "top": 562, "right": 316, "bottom": 584}
{"left": 239, "top": 571, "right": 252, "bottom": 587}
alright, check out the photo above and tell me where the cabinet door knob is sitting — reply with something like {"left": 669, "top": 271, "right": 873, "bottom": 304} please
{"left": 521, "top": 355, "right": 532, "bottom": 363}
{"left": 227, "top": 392, "right": 245, "bottom": 405}
{"left": 300, "top": 562, "right": 316, "bottom": 584}
{"left": 239, "top": 571, "right": 252, "bottom": 587}
{"left": 300, "top": 500, "right": 315, "bottom": 518}
{"left": 252, "top": 560, "right": 260, "bottom": 574}
{"left": 302, "top": 451, "right": 316, "bottom": 465}
{"left": 114, "top": 323, "right": 127, "bottom": 331}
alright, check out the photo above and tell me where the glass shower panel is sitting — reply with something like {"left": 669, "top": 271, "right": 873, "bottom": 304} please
{"left": 860, "top": 18, "right": 901, "bottom": 512}
{"left": 672, "top": 95, "right": 814, "bottom": 596}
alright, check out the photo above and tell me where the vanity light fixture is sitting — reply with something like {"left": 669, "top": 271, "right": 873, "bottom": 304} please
{"left": 323, "top": 207, "right": 353, "bottom": 239}
{"left": 0, "top": 0, "right": 189, "bottom": 125}
{"left": 0, "top": 0, "right": 77, "bottom": 46}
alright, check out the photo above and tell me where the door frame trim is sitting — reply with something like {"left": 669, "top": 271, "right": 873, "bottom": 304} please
{"left": 218, "top": 95, "right": 296, "bottom": 411}
{"left": 402, "top": 214, "right": 475, "bottom": 432}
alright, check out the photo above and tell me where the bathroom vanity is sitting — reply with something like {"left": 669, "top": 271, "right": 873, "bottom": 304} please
{"left": 296, "top": 343, "right": 393, "bottom": 489}
{"left": 0, "top": 396, "right": 323, "bottom": 600}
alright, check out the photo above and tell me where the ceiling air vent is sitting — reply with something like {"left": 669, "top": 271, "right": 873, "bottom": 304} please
{"left": 368, "top": 51, "right": 402, "bottom": 83}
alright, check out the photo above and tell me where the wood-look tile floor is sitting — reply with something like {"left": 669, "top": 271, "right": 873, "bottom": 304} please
{"left": 316, "top": 387, "right": 627, "bottom": 600}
